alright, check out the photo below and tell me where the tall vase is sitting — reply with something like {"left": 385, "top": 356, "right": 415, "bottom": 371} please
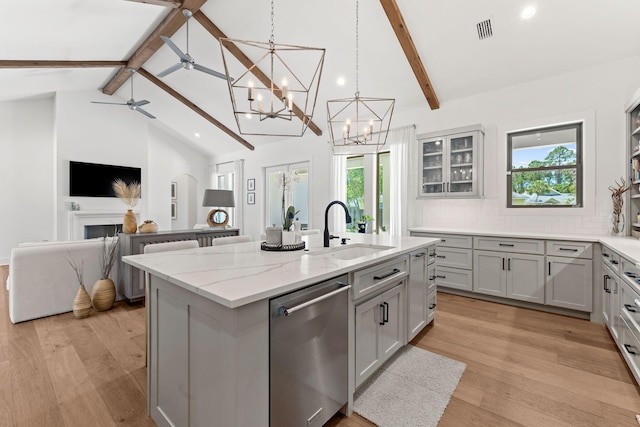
{"left": 123, "top": 209, "right": 137, "bottom": 234}
{"left": 91, "top": 279, "right": 116, "bottom": 311}
{"left": 73, "top": 284, "right": 92, "bottom": 319}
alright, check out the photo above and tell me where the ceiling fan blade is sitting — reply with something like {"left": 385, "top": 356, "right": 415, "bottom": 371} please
{"left": 135, "top": 107, "right": 156, "bottom": 119}
{"left": 90, "top": 101, "right": 128, "bottom": 105}
{"left": 193, "top": 63, "right": 232, "bottom": 81}
{"left": 156, "top": 62, "right": 183, "bottom": 78}
{"left": 160, "top": 36, "right": 190, "bottom": 62}
{"left": 131, "top": 99, "right": 150, "bottom": 107}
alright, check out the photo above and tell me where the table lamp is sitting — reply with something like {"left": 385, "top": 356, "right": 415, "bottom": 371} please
{"left": 202, "top": 189, "right": 235, "bottom": 227}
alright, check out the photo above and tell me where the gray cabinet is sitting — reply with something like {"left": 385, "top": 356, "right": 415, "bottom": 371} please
{"left": 407, "top": 245, "right": 436, "bottom": 342}
{"left": 418, "top": 124, "right": 484, "bottom": 198}
{"left": 118, "top": 228, "right": 239, "bottom": 300}
{"left": 355, "top": 283, "right": 405, "bottom": 388}
{"left": 473, "top": 250, "right": 545, "bottom": 303}
{"left": 545, "top": 256, "right": 593, "bottom": 311}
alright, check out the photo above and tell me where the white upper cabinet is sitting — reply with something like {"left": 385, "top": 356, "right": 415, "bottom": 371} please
{"left": 418, "top": 124, "right": 484, "bottom": 198}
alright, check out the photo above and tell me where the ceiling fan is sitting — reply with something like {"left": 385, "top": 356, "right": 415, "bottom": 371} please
{"left": 157, "top": 9, "right": 231, "bottom": 80}
{"left": 90, "top": 69, "right": 156, "bottom": 119}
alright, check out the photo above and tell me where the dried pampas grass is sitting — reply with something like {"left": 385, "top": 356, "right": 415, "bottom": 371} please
{"left": 112, "top": 178, "right": 141, "bottom": 208}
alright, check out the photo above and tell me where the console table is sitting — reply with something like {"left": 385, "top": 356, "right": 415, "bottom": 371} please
{"left": 118, "top": 228, "right": 239, "bottom": 301}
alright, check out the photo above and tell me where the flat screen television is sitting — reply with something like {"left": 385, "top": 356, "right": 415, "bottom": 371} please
{"left": 70, "top": 161, "right": 142, "bottom": 197}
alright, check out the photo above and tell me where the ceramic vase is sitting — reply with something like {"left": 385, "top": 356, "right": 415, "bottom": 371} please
{"left": 91, "top": 278, "right": 116, "bottom": 311}
{"left": 282, "top": 230, "right": 296, "bottom": 245}
{"left": 73, "top": 284, "right": 92, "bottom": 319}
{"left": 123, "top": 209, "right": 137, "bottom": 234}
{"left": 139, "top": 220, "right": 158, "bottom": 233}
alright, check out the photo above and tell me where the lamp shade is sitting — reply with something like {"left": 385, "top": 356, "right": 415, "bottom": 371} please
{"left": 202, "top": 189, "right": 235, "bottom": 208}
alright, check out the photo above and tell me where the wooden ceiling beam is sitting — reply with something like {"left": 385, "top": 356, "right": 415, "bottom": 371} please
{"left": 125, "top": 0, "right": 181, "bottom": 8}
{"left": 138, "top": 68, "right": 255, "bottom": 151}
{"left": 102, "top": 0, "right": 208, "bottom": 95}
{"left": 379, "top": 0, "right": 439, "bottom": 110}
{"left": 193, "top": 10, "right": 323, "bottom": 137}
{"left": 0, "top": 60, "right": 127, "bottom": 68}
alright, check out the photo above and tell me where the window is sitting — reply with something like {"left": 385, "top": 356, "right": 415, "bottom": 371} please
{"left": 507, "top": 122, "right": 582, "bottom": 208}
{"left": 345, "top": 152, "right": 390, "bottom": 233}
{"left": 265, "top": 162, "right": 309, "bottom": 229}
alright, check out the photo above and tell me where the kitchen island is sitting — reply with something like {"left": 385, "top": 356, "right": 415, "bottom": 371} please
{"left": 123, "top": 232, "right": 438, "bottom": 427}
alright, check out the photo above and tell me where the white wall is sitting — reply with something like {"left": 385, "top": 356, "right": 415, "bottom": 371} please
{"left": 0, "top": 96, "right": 55, "bottom": 264}
{"left": 0, "top": 90, "right": 210, "bottom": 264}
{"left": 212, "top": 136, "right": 333, "bottom": 240}
{"left": 214, "top": 54, "right": 640, "bottom": 238}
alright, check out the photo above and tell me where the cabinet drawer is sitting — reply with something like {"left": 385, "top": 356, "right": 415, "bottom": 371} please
{"left": 620, "top": 317, "right": 640, "bottom": 385}
{"left": 474, "top": 236, "right": 544, "bottom": 254}
{"left": 621, "top": 280, "right": 640, "bottom": 334}
{"left": 546, "top": 241, "right": 593, "bottom": 259}
{"left": 620, "top": 257, "right": 640, "bottom": 288}
{"left": 435, "top": 247, "right": 472, "bottom": 269}
{"left": 412, "top": 233, "right": 472, "bottom": 249}
{"left": 602, "top": 246, "right": 621, "bottom": 273}
{"left": 435, "top": 266, "right": 472, "bottom": 291}
{"left": 352, "top": 256, "right": 409, "bottom": 301}
{"left": 426, "top": 290, "right": 437, "bottom": 325}
{"left": 427, "top": 263, "right": 436, "bottom": 292}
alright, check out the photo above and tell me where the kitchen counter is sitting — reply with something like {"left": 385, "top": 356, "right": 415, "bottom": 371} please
{"left": 128, "top": 232, "right": 438, "bottom": 427}
{"left": 409, "top": 227, "right": 640, "bottom": 267}
{"left": 122, "top": 232, "right": 437, "bottom": 308}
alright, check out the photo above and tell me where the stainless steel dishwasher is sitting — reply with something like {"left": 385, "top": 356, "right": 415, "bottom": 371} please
{"left": 269, "top": 275, "right": 350, "bottom": 427}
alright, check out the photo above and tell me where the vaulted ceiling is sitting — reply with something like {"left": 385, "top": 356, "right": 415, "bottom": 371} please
{"left": 2, "top": 0, "right": 640, "bottom": 157}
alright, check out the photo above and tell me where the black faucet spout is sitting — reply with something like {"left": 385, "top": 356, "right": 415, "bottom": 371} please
{"left": 323, "top": 201, "right": 352, "bottom": 247}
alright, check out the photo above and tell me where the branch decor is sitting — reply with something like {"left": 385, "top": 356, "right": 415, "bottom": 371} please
{"left": 609, "top": 177, "right": 631, "bottom": 234}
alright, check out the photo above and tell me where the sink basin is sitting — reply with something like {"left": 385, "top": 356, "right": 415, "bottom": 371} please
{"left": 307, "top": 244, "right": 394, "bottom": 260}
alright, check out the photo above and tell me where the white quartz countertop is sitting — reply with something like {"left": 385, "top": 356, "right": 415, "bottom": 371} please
{"left": 408, "top": 227, "right": 601, "bottom": 242}
{"left": 122, "top": 233, "right": 439, "bottom": 309}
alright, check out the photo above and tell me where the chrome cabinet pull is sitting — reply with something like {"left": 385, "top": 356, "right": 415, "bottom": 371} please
{"left": 373, "top": 268, "right": 401, "bottom": 281}
{"left": 283, "top": 284, "right": 351, "bottom": 316}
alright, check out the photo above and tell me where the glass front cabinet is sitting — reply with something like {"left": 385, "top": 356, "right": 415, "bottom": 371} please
{"left": 418, "top": 124, "right": 484, "bottom": 198}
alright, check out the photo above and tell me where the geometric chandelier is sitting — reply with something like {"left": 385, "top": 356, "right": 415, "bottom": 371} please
{"left": 219, "top": 0, "right": 325, "bottom": 137}
{"left": 327, "top": 0, "right": 395, "bottom": 155}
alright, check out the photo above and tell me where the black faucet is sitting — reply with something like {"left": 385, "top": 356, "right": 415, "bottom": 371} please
{"left": 324, "top": 201, "right": 352, "bottom": 247}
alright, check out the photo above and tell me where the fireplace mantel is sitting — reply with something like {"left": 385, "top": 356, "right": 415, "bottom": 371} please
{"left": 68, "top": 211, "right": 139, "bottom": 240}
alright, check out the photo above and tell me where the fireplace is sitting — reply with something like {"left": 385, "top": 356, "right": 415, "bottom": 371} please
{"left": 84, "top": 224, "right": 122, "bottom": 239}
{"left": 68, "top": 211, "right": 135, "bottom": 240}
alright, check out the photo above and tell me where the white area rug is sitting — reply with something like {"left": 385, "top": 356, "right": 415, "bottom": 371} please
{"left": 354, "top": 345, "right": 466, "bottom": 427}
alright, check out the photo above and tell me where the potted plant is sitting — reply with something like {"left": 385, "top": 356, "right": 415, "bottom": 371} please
{"left": 357, "top": 215, "right": 374, "bottom": 233}
{"left": 91, "top": 234, "right": 119, "bottom": 311}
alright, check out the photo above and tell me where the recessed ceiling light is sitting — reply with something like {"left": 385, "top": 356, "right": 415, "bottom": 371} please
{"left": 337, "top": 77, "right": 346, "bottom": 86}
{"left": 194, "top": 132, "right": 200, "bottom": 138}
{"left": 521, "top": 6, "right": 536, "bottom": 19}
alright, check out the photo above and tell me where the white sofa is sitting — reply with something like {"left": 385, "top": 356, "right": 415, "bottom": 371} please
{"left": 6, "top": 238, "right": 119, "bottom": 323}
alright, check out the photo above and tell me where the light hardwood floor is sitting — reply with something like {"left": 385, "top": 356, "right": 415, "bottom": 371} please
{"left": 1, "top": 264, "right": 639, "bottom": 426}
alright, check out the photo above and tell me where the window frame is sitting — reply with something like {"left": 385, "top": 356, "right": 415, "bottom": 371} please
{"left": 506, "top": 122, "right": 583, "bottom": 208}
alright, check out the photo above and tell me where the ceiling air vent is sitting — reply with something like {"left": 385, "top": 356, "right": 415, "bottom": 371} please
{"left": 476, "top": 19, "right": 493, "bottom": 40}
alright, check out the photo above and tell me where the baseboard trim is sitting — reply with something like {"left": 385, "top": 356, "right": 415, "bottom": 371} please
{"left": 437, "top": 287, "right": 591, "bottom": 320}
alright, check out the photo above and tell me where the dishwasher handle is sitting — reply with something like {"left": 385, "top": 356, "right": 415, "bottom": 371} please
{"left": 283, "top": 283, "right": 351, "bottom": 316}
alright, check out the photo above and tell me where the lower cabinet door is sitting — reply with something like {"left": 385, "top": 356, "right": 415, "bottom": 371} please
{"left": 545, "top": 256, "right": 593, "bottom": 311}
{"left": 426, "top": 291, "right": 437, "bottom": 325}
{"left": 474, "top": 250, "right": 506, "bottom": 297}
{"left": 380, "top": 284, "right": 404, "bottom": 362}
{"left": 355, "top": 296, "right": 382, "bottom": 387}
{"left": 506, "top": 254, "right": 544, "bottom": 303}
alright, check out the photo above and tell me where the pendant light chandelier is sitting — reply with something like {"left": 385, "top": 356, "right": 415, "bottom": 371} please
{"left": 327, "top": 0, "right": 395, "bottom": 155}
{"left": 219, "top": 0, "right": 325, "bottom": 137}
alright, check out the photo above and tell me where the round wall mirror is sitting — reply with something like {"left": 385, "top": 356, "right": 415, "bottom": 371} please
{"left": 207, "top": 209, "right": 229, "bottom": 227}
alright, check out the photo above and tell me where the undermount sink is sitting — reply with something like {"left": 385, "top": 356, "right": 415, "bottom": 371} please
{"left": 307, "top": 244, "right": 394, "bottom": 260}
